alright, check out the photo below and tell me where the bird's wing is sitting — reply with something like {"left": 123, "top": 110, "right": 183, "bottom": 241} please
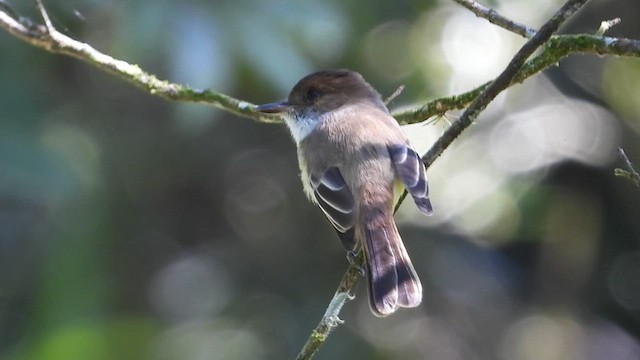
{"left": 388, "top": 144, "right": 433, "bottom": 215}
{"left": 310, "top": 167, "right": 356, "bottom": 250}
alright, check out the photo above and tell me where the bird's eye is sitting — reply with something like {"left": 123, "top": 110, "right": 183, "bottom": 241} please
{"left": 306, "top": 88, "right": 320, "bottom": 101}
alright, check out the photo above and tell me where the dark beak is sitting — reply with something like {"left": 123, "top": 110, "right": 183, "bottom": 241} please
{"left": 254, "top": 101, "right": 292, "bottom": 114}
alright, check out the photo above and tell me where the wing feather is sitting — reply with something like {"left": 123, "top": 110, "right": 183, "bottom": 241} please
{"left": 310, "top": 167, "right": 356, "bottom": 250}
{"left": 388, "top": 144, "right": 433, "bottom": 215}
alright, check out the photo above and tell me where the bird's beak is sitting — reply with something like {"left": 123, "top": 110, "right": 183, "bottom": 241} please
{"left": 254, "top": 101, "right": 292, "bottom": 114}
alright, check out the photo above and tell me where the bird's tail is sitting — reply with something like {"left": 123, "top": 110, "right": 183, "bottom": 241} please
{"left": 359, "top": 203, "right": 422, "bottom": 316}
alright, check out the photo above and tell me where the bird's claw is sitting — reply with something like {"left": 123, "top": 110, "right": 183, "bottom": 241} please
{"left": 346, "top": 251, "right": 366, "bottom": 276}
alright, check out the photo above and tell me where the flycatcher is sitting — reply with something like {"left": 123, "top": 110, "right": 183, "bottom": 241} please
{"left": 255, "top": 69, "right": 432, "bottom": 316}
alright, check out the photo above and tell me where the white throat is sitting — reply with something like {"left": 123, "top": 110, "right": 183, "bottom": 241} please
{"left": 284, "top": 111, "right": 322, "bottom": 144}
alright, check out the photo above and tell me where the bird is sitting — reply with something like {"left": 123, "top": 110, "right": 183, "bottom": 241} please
{"left": 255, "top": 69, "right": 432, "bottom": 316}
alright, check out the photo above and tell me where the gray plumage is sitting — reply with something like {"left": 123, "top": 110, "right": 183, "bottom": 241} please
{"left": 256, "top": 69, "right": 432, "bottom": 316}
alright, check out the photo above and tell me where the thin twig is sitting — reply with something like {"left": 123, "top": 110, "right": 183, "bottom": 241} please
{"left": 614, "top": 148, "right": 640, "bottom": 187}
{"left": 35, "top": 0, "right": 54, "bottom": 32}
{"left": 451, "top": 0, "right": 536, "bottom": 38}
{"left": 597, "top": 18, "right": 621, "bottom": 36}
{"left": 384, "top": 84, "right": 406, "bottom": 105}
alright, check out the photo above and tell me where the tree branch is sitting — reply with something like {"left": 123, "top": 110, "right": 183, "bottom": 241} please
{"left": 2, "top": 2, "right": 638, "bottom": 129}
{"left": 0, "top": 0, "right": 282, "bottom": 124}
{"left": 393, "top": 34, "right": 640, "bottom": 125}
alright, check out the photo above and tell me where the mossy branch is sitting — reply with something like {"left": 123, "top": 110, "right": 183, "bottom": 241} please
{"left": 394, "top": 34, "right": 640, "bottom": 125}
{"left": 0, "top": 0, "right": 280, "bottom": 123}
{"left": 1, "top": 2, "right": 638, "bottom": 129}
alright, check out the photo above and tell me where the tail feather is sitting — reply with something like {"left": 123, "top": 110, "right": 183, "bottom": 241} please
{"left": 362, "top": 207, "right": 422, "bottom": 316}
{"left": 389, "top": 228, "right": 422, "bottom": 308}
{"left": 364, "top": 220, "right": 399, "bottom": 316}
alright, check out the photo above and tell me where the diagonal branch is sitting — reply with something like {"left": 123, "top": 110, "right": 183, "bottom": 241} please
{"left": 614, "top": 148, "right": 640, "bottom": 187}
{"left": 394, "top": 0, "right": 595, "bottom": 213}
{"left": 421, "top": 0, "right": 590, "bottom": 169}
{"left": 451, "top": 0, "right": 536, "bottom": 38}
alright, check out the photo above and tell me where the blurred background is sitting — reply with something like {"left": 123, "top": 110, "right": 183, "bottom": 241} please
{"left": 1, "top": 0, "right": 640, "bottom": 359}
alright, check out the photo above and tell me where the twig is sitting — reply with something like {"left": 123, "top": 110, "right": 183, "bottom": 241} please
{"left": 35, "top": 0, "right": 54, "bottom": 31}
{"left": 451, "top": 0, "right": 536, "bottom": 38}
{"left": 384, "top": 85, "right": 405, "bottom": 105}
{"left": 614, "top": 148, "right": 640, "bottom": 187}
{"left": 597, "top": 18, "right": 621, "bottom": 36}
